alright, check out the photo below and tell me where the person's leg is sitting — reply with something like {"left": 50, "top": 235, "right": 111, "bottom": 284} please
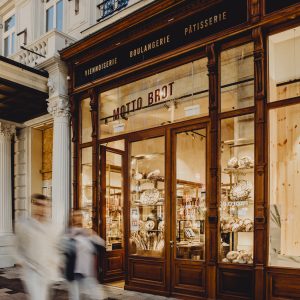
{"left": 38, "top": 278, "right": 50, "bottom": 300}
{"left": 82, "top": 276, "right": 109, "bottom": 300}
{"left": 22, "top": 267, "right": 40, "bottom": 300}
{"left": 68, "top": 280, "right": 80, "bottom": 300}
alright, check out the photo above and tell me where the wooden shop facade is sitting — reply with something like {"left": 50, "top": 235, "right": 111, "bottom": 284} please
{"left": 60, "top": 0, "right": 300, "bottom": 299}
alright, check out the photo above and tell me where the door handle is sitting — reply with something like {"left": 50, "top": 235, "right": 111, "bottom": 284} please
{"left": 170, "top": 240, "right": 174, "bottom": 248}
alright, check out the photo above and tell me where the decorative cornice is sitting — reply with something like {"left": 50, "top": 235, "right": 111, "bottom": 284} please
{"left": 0, "top": 122, "right": 16, "bottom": 138}
{"left": 47, "top": 96, "right": 70, "bottom": 118}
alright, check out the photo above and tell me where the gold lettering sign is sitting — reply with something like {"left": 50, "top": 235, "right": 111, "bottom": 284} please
{"left": 184, "top": 11, "right": 227, "bottom": 36}
{"left": 84, "top": 57, "right": 118, "bottom": 77}
{"left": 129, "top": 35, "right": 171, "bottom": 58}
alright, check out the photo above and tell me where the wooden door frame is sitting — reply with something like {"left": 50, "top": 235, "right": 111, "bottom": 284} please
{"left": 99, "top": 144, "right": 126, "bottom": 282}
{"left": 169, "top": 121, "right": 210, "bottom": 298}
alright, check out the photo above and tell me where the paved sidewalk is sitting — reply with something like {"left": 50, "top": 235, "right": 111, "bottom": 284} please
{"left": 0, "top": 267, "right": 175, "bottom": 300}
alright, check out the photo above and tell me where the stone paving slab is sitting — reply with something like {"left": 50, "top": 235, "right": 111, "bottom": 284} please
{"left": 0, "top": 267, "right": 176, "bottom": 300}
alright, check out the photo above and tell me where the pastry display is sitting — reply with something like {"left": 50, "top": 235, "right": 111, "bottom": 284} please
{"left": 221, "top": 147, "right": 254, "bottom": 264}
{"left": 227, "top": 156, "right": 254, "bottom": 169}
{"left": 130, "top": 231, "right": 164, "bottom": 252}
{"left": 229, "top": 180, "right": 252, "bottom": 201}
{"left": 130, "top": 149, "right": 165, "bottom": 257}
{"left": 145, "top": 220, "right": 155, "bottom": 231}
{"left": 227, "top": 157, "right": 239, "bottom": 168}
{"left": 140, "top": 188, "right": 160, "bottom": 205}
{"left": 238, "top": 156, "right": 254, "bottom": 168}
{"left": 223, "top": 250, "right": 253, "bottom": 264}
{"left": 147, "top": 169, "right": 160, "bottom": 179}
{"left": 220, "top": 217, "right": 253, "bottom": 232}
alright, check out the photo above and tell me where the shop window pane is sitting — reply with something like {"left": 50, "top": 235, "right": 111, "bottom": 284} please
{"left": 99, "top": 58, "right": 208, "bottom": 139}
{"left": 101, "top": 140, "right": 125, "bottom": 151}
{"left": 56, "top": 0, "right": 63, "bottom": 31}
{"left": 221, "top": 43, "right": 254, "bottom": 112}
{"left": 80, "top": 147, "right": 92, "bottom": 228}
{"left": 269, "top": 26, "right": 300, "bottom": 102}
{"left": 269, "top": 104, "right": 300, "bottom": 267}
{"left": 81, "top": 98, "right": 92, "bottom": 143}
{"left": 46, "top": 6, "right": 54, "bottom": 32}
{"left": 4, "top": 15, "right": 15, "bottom": 32}
{"left": 4, "top": 37, "right": 9, "bottom": 57}
{"left": 129, "top": 136, "right": 165, "bottom": 258}
{"left": 219, "top": 114, "right": 254, "bottom": 264}
{"left": 176, "top": 128, "right": 206, "bottom": 261}
{"left": 105, "top": 151, "right": 124, "bottom": 251}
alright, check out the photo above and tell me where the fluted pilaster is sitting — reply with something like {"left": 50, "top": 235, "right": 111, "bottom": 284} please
{"left": 48, "top": 96, "right": 71, "bottom": 230}
{"left": 0, "top": 122, "right": 15, "bottom": 267}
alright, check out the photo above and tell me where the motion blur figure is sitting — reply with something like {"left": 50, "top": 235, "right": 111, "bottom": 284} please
{"left": 15, "top": 194, "right": 61, "bottom": 300}
{"left": 65, "top": 210, "right": 105, "bottom": 300}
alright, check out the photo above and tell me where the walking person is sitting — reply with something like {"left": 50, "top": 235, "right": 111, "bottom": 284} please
{"left": 64, "top": 210, "right": 106, "bottom": 300}
{"left": 15, "top": 194, "right": 61, "bottom": 300}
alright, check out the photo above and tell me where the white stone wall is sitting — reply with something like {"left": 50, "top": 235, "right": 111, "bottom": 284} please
{"left": 0, "top": 0, "right": 156, "bottom": 57}
{"left": 14, "top": 128, "right": 29, "bottom": 220}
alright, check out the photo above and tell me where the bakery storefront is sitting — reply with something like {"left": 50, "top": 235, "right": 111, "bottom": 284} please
{"left": 60, "top": 0, "right": 300, "bottom": 299}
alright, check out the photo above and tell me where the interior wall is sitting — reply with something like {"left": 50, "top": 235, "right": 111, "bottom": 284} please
{"left": 269, "top": 104, "right": 300, "bottom": 259}
{"left": 31, "top": 128, "right": 43, "bottom": 196}
{"left": 42, "top": 127, "right": 53, "bottom": 197}
{"left": 176, "top": 131, "right": 206, "bottom": 185}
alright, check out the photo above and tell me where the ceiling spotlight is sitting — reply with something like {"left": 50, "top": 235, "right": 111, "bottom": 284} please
{"left": 164, "top": 103, "right": 170, "bottom": 110}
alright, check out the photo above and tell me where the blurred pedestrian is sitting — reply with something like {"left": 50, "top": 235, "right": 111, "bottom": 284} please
{"left": 64, "top": 210, "right": 105, "bottom": 300}
{"left": 15, "top": 194, "right": 61, "bottom": 300}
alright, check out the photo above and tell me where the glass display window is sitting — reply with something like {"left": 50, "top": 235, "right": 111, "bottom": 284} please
{"left": 219, "top": 114, "right": 254, "bottom": 264}
{"left": 269, "top": 103, "right": 300, "bottom": 268}
{"left": 221, "top": 43, "right": 254, "bottom": 112}
{"left": 99, "top": 58, "right": 208, "bottom": 139}
{"left": 129, "top": 136, "right": 165, "bottom": 258}
{"left": 81, "top": 98, "right": 92, "bottom": 143}
{"left": 80, "top": 147, "right": 92, "bottom": 228}
{"left": 269, "top": 26, "right": 300, "bottom": 102}
{"left": 175, "top": 128, "right": 206, "bottom": 261}
{"left": 105, "top": 150, "right": 124, "bottom": 251}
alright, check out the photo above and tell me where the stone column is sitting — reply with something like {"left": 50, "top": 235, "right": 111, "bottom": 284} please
{"left": 48, "top": 96, "right": 71, "bottom": 230}
{"left": 0, "top": 122, "right": 15, "bottom": 268}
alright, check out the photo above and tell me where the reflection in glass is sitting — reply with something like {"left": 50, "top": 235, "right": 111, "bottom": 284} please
{"left": 99, "top": 58, "right": 208, "bottom": 139}
{"left": 81, "top": 98, "right": 92, "bottom": 143}
{"left": 221, "top": 43, "right": 254, "bottom": 112}
{"left": 56, "top": 0, "right": 63, "bottom": 31}
{"left": 4, "top": 37, "right": 9, "bottom": 57}
{"left": 129, "top": 136, "right": 165, "bottom": 257}
{"left": 11, "top": 32, "right": 15, "bottom": 54}
{"left": 269, "top": 104, "right": 300, "bottom": 267}
{"left": 269, "top": 26, "right": 300, "bottom": 102}
{"left": 219, "top": 114, "right": 254, "bottom": 264}
{"left": 4, "top": 15, "right": 15, "bottom": 32}
{"left": 46, "top": 6, "right": 54, "bottom": 32}
{"left": 105, "top": 151, "right": 124, "bottom": 251}
{"left": 80, "top": 147, "right": 92, "bottom": 228}
{"left": 176, "top": 129, "right": 206, "bottom": 261}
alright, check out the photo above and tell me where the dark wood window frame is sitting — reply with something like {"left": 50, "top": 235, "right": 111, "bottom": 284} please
{"left": 70, "top": 18, "right": 300, "bottom": 297}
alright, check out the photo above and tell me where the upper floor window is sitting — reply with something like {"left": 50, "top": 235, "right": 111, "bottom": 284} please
{"left": 46, "top": 0, "right": 63, "bottom": 32}
{"left": 97, "top": 0, "right": 129, "bottom": 21}
{"left": 3, "top": 13, "right": 16, "bottom": 57}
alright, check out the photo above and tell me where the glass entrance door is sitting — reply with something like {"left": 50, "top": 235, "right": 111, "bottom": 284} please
{"left": 171, "top": 126, "right": 207, "bottom": 297}
{"left": 125, "top": 126, "right": 207, "bottom": 296}
{"left": 100, "top": 145, "right": 125, "bottom": 282}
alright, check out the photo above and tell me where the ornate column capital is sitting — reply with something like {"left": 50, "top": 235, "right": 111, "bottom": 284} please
{"left": 47, "top": 96, "right": 70, "bottom": 118}
{"left": 0, "top": 122, "right": 15, "bottom": 138}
